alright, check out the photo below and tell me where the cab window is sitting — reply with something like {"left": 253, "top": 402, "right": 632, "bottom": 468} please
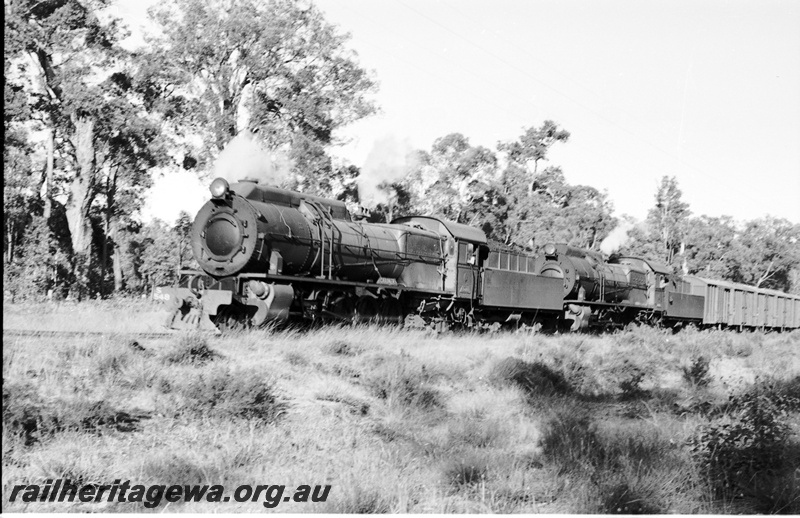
{"left": 458, "top": 242, "right": 475, "bottom": 265}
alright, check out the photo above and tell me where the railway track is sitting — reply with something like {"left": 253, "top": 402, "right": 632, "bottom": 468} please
{"left": 2, "top": 329, "right": 178, "bottom": 340}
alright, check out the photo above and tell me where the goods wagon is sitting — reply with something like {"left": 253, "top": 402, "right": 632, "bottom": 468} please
{"left": 683, "top": 276, "right": 800, "bottom": 329}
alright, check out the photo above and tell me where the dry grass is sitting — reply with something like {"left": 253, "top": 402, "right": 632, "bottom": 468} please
{"left": 3, "top": 301, "right": 800, "bottom": 512}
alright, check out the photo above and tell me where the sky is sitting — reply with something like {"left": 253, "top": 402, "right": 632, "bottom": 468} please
{"left": 132, "top": 0, "right": 800, "bottom": 225}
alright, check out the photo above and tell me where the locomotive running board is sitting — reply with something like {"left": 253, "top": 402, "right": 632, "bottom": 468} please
{"left": 240, "top": 272, "right": 453, "bottom": 297}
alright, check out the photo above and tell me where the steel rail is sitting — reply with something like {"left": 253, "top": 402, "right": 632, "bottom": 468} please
{"left": 2, "top": 329, "right": 179, "bottom": 340}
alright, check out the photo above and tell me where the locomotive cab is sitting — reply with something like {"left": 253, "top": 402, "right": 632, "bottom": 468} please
{"left": 392, "top": 216, "right": 487, "bottom": 297}
{"left": 609, "top": 256, "right": 671, "bottom": 308}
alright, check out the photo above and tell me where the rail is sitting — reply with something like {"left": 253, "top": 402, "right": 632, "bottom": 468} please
{"left": 3, "top": 329, "right": 177, "bottom": 339}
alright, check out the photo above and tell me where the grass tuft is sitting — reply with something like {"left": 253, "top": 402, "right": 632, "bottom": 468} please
{"left": 162, "top": 332, "right": 220, "bottom": 365}
{"left": 442, "top": 452, "right": 489, "bottom": 490}
{"left": 141, "top": 452, "right": 226, "bottom": 486}
{"left": 446, "top": 416, "right": 503, "bottom": 448}
{"left": 326, "top": 339, "right": 360, "bottom": 356}
{"left": 540, "top": 407, "right": 604, "bottom": 471}
{"left": 325, "top": 485, "right": 392, "bottom": 513}
{"left": 283, "top": 351, "right": 308, "bottom": 366}
{"left": 598, "top": 480, "right": 662, "bottom": 514}
{"left": 174, "top": 365, "right": 287, "bottom": 422}
{"left": 490, "top": 357, "right": 572, "bottom": 397}
{"left": 364, "top": 355, "right": 441, "bottom": 410}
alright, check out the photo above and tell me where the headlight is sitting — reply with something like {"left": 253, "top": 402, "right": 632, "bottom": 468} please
{"left": 544, "top": 243, "right": 557, "bottom": 256}
{"left": 210, "top": 177, "right": 230, "bottom": 199}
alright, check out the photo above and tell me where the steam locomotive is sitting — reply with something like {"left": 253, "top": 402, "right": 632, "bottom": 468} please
{"left": 157, "top": 178, "right": 800, "bottom": 332}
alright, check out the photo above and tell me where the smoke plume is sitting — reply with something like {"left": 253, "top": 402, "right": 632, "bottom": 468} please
{"left": 213, "top": 131, "right": 293, "bottom": 185}
{"left": 599, "top": 221, "right": 634, "bottom": 255}
{"left": 357, "top": 136, "right": 418, "bottom": 207}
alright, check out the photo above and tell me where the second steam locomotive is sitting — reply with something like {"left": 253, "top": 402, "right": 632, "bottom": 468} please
{"left": 158, "top": 178, "right": 800, "bottom": 332}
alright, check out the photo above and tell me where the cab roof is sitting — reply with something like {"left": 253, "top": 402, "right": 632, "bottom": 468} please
{"left": 392, "top": 216, "right": 487, "bottom": 245}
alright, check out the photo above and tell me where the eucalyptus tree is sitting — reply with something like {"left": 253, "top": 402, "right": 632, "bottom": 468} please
{"left": 5, "top": 0, "right": 166, "bottom": 296}
{"left": 499, "top": 120, "right": 571, "bottom": 189}
{"left": 733, "top": 217, "right": 799, "bottom": 292}
{"left": 684, "top": 215, "right": 739, "bottom": 279}
{"left": 646, "top": 176, "right": 691, "bottom": 265}
{"left": 403, "top": 134, "right": 501, "bottom": 229}
{"left": 142, "top": 0, "right": 377, "bottom": 188}
{"left": 502, "top": 165, "right": 616, "bottom": 251}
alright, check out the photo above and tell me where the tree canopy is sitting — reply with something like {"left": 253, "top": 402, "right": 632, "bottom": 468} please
{"left": 142, "top": 0, "right": 378, "bottom": 178}
{"left": 3, "top": 1, "right": 799, "bottom": 300}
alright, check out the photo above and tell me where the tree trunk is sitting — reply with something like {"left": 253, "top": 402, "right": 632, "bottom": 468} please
{"left": 43, "top": 127, "right": 54, "bottom": 220}
{"left": 66, "top": 114, "right": 97, "bottom": 261}
{"left": 102, "top": 167, "right": 117, "bottom": 285}
{"left": 6, "top": 228, "right": 14, "bottom": 264}
{"left": 112, "top": 235, "right": 124, "bottom": 292}
{"left": 756, "top": 259, "right": 774, "bottom": 288}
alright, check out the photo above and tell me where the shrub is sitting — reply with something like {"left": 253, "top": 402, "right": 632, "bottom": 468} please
{"left": 2, "top": 381, "right": 146, "bottom": 444}
{"left": 746, "top": 376, "right": 800, "bottom": 412}
{"left": 3, "top": 381, "right": 45, "bottom": 445}
{"left": 618, "top": 366, "right": 647, "bottom": 400}
{"left": 163, "top": 332, "right": 220, "bottom": 365}
{"left": 176, "top": 366, "right": 286, "bottom": 422}
{"left": 682, "top": 356, "right": 711, "bottom": 388}
{"left": 490, "top": 357, "right": 572, "bottom": 397}
{"left": 689, "top": 392, "right": 795, "bottom": 508}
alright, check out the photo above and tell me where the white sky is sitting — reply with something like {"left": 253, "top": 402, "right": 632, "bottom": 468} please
{"left": 121, "top": 0, "right": 800, "bottom": 225}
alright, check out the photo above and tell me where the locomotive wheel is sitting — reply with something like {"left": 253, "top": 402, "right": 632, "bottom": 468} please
{"left": 327, "top": 294, "right": 356, "bottom": 323}
{"left": 354, "top": 296, "right": 379, "bottom": 324}
{"left": 378, "top": 298, "right": 404, "bottom": 325}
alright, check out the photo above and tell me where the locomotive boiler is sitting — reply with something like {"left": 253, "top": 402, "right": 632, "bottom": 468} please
{"left": 532, "top": 243, "right": 649, "bottom": 303}
{"left": 531, "top": 243, "right": 654, "bottom": 330}
{"left": 193, "top": 177, "right": 444, "bottom": 280}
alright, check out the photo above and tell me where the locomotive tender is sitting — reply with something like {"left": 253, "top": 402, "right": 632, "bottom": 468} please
{"left": 157, "top": 178, "right": 800, "bottom": 332}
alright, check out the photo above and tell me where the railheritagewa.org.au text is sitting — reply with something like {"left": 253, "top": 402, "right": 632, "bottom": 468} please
{"left": 8, "top": 479, "right": 331, "bottom": 508}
